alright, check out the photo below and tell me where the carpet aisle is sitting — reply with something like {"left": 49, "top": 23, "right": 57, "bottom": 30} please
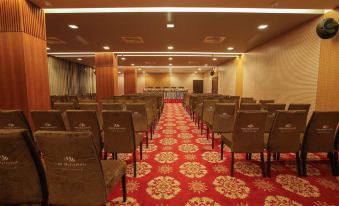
{"left": 108, "top": 103, "right": 339, "bottom": 206}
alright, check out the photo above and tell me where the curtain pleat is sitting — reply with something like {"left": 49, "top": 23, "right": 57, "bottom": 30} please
{"left": 47, "top": 56, "right": 96, "bottom": 96}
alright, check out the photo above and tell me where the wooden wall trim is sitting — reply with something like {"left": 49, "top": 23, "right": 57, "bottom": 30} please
{"left": 124, "top": 68, "right": 137, "bottom": 94}
{"left": 0, "top": 0, "right": 46, "bottom": 40}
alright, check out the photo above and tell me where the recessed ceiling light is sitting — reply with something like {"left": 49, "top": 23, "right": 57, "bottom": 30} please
{"left": 204, "top": 64, "right": 208, "bottom": 66}
{"left": 194, "top": 71, "right": 197, "bottom": 74}
{"left": 169, "top": 63, "right": 172, "bottom": 66}
{"left": 118, "top": 71, "right": 121, "bottom": 74}
{"left": 227, "top": 47, "right": 234, "bottom": 51}
{"left": 258, "top": 24, "right": 269, "bottom": 30}
{"left": 68, "top": 24, "right": 78, "bottom": 29}
{"left": 131, "top": 63, "right": 135, "bottom": 66}
{"left": 121, "top": 57, "right": 126, "bottom": 60}
{"left": 103, "top": 46, "right": 110, "bottom": 50}
{"left": 212, "top": 58, "right": 217, "bottom": 61}
{"left": 168, "top": 57, "right": 173, "bottom": 60}
{"left": 138, "top": 68, "right": 142, "bottom": 71}
{"left": 167, "top": 23, "right": 175, "bottom": 28}
{"left": 198, "top": 68, "right": 202, "bottom": 71}
{"left": 167, "top": 46, "right": 174, "bottom": 50}
{"left": 77, "top": 58, "right": 82, "bottom": 61}
{"left": 46, "top": 47, "right": 50, "bottom": 50}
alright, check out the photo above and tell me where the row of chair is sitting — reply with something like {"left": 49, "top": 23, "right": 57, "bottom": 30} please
{"left": 0, "top": 129, "right": 126, "bottom": 205}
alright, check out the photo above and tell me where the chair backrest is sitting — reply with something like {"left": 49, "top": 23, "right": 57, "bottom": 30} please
{"left": 125, "top": 103, "right": 148, "bottom": 132}
{"left": 263, "top": 103, "right": 286, "bottom": 132}
{"left": 0, "top": 129, "right": 47, "bottom": 204}
{"left": 232, "top": 111, "right": 267, "bottom": 152}
{"left": 241, "top": 99, "right": 256, "bottom": 103}
{"left": 35, "top": 131, "right": 106, "bottom": 206}
{"left": 302, "top": 111, "right": 339, "bottom": 152}
{"left": 66, "top": 110, "right": 102, "bottom": 157}
{"left": 0, "top": 110, "right": 31, "bottom": 132}
{"left": 268, "top": 111, "right": 307, "bottom": 152}
{"left": 53, "top": 102, "right": 75, "bottom": 111}
{"left": 212, "top": 103, "right": 236, "bottom": 133}
{"left": 288, "top": 104, "right": 311, "bottom": 113}
{"left": 101, "top": 103, "right": 124, "bottom": 111}
{"left": 31, "top": 111, "right": 66, "bottom": 131}
{"left": 240, "top": 103, "right": 261, "bottom": 110}
{"left": 102, "top": 111, "right": 136, "bottom": 153}
{"left": 259, "top": 99, "right": 275, "bottom": 109}
{"left": 202, "top": 100, "right": 219, "bottom": 125}
{"left": 79, "top": 102, "right": 99, "bottom": 111}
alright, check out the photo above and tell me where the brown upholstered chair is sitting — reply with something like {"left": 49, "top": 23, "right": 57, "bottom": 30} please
{"left": 125, "top": 103, "right": 150, "bottom": 148}
{"left": 101, "top": 102, "right": 124, "bottom": 111}
{"left": 301, "top": 111, "right": 339, "bottom": 176}
{"left": 241, "top": 99, "right": 256, "bottom": 103}
{"left": 0, "top": 110, "right": 31, "bottom": 134}
{"left": 259, "top": 99, "right": 275, "bottom": 109}
{"left": 334, "top": 129, "right": 339, "bottom": 176}
{"left": 211, "top": 103, "right": 236, "bottom": 149}
{"left": 221, "top": 111, "right": 267, "bottom": 177}
{"left": 35, "top": 131, "right": 127, "bottom": 205}
{"left": 0, "top": 129, "right": 48, "bottom": 205}
{"left": 240, "top": 103, "right": 261, "bottom": 110}
{"left": 53, "top": 102, "right": 75, "bottom": 111}
{"left": 102, "top": 111, "right": 143, "bottom": 177}
{"left": 67, "top": 110, "right": 103, "bottom": 158}
{"left": 263, "top": 104, "right": 286, "bottom": 133}
{"left": 202, "top": 100, "right": 219, "bottom": 139}
{"left": 266, "top": 111, "right": 307, "bottom": 177}
{"left": 31, "top": 110, "right": 66, "bottom": 131}
{"left": 288, "top": 104, "right": 311, "bottom": 114}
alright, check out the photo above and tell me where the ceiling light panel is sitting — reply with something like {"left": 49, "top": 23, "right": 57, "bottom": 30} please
{"left": 68, "top": 24, "right": 78, "bottom": 29}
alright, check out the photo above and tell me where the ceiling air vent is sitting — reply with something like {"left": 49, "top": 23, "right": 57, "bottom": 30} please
{"left": 203, "top": 36, "right": 226, "bottom": 44}
{"left": 121, "top": 36, "right": 144, "bottom": 44}
{"left": 47, "top": 37, "right": 66, "bottom": 45}
{"left": 144, "top": 61, "right": 157, "bottom": 65}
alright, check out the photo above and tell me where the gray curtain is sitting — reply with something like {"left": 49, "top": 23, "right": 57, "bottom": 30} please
{"left": 48, "top": 56, "right": 96, "bottom": 96}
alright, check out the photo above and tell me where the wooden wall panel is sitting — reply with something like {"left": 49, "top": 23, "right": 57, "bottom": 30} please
{"left": 315, "top": 9, "right": 339, "bottom": 111}
{"left": 0, "top": 0, "right": 46, "bottom": 40}
{"left": 95, "top": 52, "right": 119, "bottom": 100}
{"left": 124, "top": 68, "right": 137, "bottom": 94}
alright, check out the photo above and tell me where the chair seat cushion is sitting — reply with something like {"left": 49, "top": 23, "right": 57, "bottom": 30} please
{"left": 101, "top": 160, "right": 126, "bottom": 192}
{"left": 221, "top": 133, "right": 233, "bottom": 148}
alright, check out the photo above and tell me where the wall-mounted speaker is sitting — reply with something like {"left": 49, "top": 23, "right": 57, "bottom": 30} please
{"left": 210, "top": 70, "right": 215, "bottom": 76}
{"left": 316, "top": 18, "right": 339, "bottom": 39}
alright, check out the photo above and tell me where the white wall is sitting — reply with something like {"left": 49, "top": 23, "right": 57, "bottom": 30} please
{"left": 217, "top": 62, "right": 236, "bottom": 95}
{"left": 118, "top": 73, "right": 124, "bottom": 95}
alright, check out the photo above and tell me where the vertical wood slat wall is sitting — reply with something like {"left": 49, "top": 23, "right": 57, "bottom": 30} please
{"left": 0, "top": 0, "right": 46, "bottom": 40}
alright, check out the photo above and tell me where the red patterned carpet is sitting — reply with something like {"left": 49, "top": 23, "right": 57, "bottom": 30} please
{"left": 108, "top": 103, "right": 339, "bottom": 206}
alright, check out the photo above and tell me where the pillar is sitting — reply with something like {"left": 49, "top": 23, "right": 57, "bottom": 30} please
{"left": 0, "top": 0, "right": 51, "bottom": 122}
{"left": 124, "top": 68, "right": 137, "bottom": 94}
{"left": 95, "top": 52, "right": 119, "bottom": 100}
{"left": 235, "top": 55, "right": 244, "bottom": 96}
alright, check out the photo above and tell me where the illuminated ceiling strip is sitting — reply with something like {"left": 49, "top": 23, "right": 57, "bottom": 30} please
{"left": 118, "top": 66, "right": 213, "bottom": 69}
{"left": 44, "top": 7, "right": 326, "bottom": 14}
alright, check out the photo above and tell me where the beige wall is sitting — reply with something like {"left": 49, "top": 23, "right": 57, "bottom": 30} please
{"left": 217, "top": 59, "right": 237, "bottom": 96}
{"left": 203, "top": 72, "right": 213, "bottom": 93}
{"left": 118, "top": 73, "right": 124, "bottom": 96}
{"left": 137, "top": 73, "right": 146, "bottom": 93}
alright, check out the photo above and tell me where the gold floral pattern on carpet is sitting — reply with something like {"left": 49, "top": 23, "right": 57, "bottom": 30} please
{"left": 313, "top": 201, "right": 336, "bottom": 206}
{"left": 264, "top": 195, "right": 302, "bottom": 206}
{"left": 146, "top": 176, "right": 181, "bottom": 200}
{"left": 178, "top": 126, "right": 190, "bottom": 131}
{"left": 179, "top": 162, "right": 207, "bottom": 178}
{"left": 253, "top": 179, "right": 275, "bottom": 192}
{"left": 202, "top": 151, "right": 225, "bottom": 163}
{"left": 195, "top": 138, "right": 212, "bottom": 145}
{"left": 178, "top": 144, "right": 199, "bottom": 153}
{"left": 126, "top": 180, "right": 140, "bottom": 193}
{"left": 234, "top": 161, "right": 262, "bottom": 177}
{"left": 158, "top": 165, "right": 173, "bottom": 174}
{"left": 178, "top": 133, "right": 193, "bottom": 139}
{"left": 144, "top": 144, "right": 158, "bottom": 153}
{"left": 213, "top": 176, "right": 250, "bottom": 199}
{"left": 126, "top": 162, "right": 152, "bottom": 178}
{"left": 110, "top": 197, "right": 140, "bottom": 206}
{"left": 184, "top": 154, "right": 197, "bottom": 161}
{"left": 159, "top": 138, "right": 178, "bottom": 145}
{"left": 188, "top": 180, "right": 208, "bottom": 194}
{"left": 162, "top": 129, "right": 176, "bottom": 135}
{"left": 316, "top": 179, "right": 339, "bottom": 191}
{"left": 154, "top": 152, "right": 179, "bottom": 163}
{"left": 276, "top": 174, "right": 320, "bottom": 197}
{"left": 185, "top": 197, "right": 220, "bottom": 206}
{"left": 213, "top": 164, "right": 229, "bottom": 174}
{"left": 284, "top": 162, "right": 321, "bottom": 176}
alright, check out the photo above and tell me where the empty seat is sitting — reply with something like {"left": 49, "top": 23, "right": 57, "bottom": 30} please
{"left": 221, "top": 111, "right": 267, "bottom": 177}
{"left": 288, "top": 104, "right": 311, "bottom": 113}
{"left": 53, "top": 102, "right": 75, "bottom": 111}
{"left": 102, "top": 102, "right": 124, "bottom": 110}
{"left": 240, "top": 103, "right": 261, "bottom": 110}
{"left": 202, "top": 100, "right": 219, "bottom": 139}
{"left": 35, "top": 131, "right": 127, "bottom": 205}
{"left": 31, "top": 110, "right": 66, "bottom": 131}
{"left": 102, "top": 111, "right": 143, "bottom": 177}
{"left": 0, "top": 129, "right": 48, "bottom": 205}
{"left": 211, "top": 103, "right": 236, "bottom": 149}
{"left": 79, "top": 102, "right": 103, "bottom": 129}
{"left": 301, "top": 111, "right": 339, "bottom": 176}
{"left": 263, "top": 104, "right": 286, "bottom": 133}
{"left": 67, "top": 110, "right": 103, "bottom": 158}
{"left": 266, "top": 111, "right": 307, "bottom": 177}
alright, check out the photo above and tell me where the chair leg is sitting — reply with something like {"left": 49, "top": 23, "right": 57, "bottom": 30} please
{"left": 328, "top": 152, "right": 336, "bottom": 176}
{"left": 122, "top": 174, "right": 127, "bottom": 202}
{"left": 231, "top": 152, "right": 235, "bottom": 177}
{"left": 267, "top": 152, "right": 271, "bottom": 177}
{"left": 146, "top": 131, "right": 149, "bottom": 148}
{"left": 301, "top": 151, "right": 307, "bottom": 177}
{"left": 140, "top": 142, "right": 143, "bottom": 160}
{"left": 260, "top": 152, "right": 266, "bottom": 177}
{"left": 206, "top": 127, "right": 209, "bottom": 140}
{"left": 248, "top": 153, "right": 252, "bottom": 160}
{"left": 245, "top": 153, "right": 249, "bottom": 160}
{"left": 133, "top": 151, "right": 137, "bottom": 177}
{"left": 212, "top": 132, "right": 215, "bottom": 149}
{"left": 334, "top": 152, "right": 338, "bottom": 176}
{"left": 104, "top": 152, "right": 108, "bottom": 160}
{"left": 296, "top": 152, "right": 302, "bottom": 177}
{"left": 201, "top": 123, "right": 203, "bottom": 134}
{"left": 276, "top": 153, "right": 280, "bottom": 160}
{"left": 150, "top": 127, "right": 153, "bottom": 140}
{"left": 220, "top": 140, "right": 224, "bottom": 160}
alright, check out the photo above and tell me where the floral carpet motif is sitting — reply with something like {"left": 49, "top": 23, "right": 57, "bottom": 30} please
{"left": 108, "top": 103, "right": 339, "bottom": 206}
